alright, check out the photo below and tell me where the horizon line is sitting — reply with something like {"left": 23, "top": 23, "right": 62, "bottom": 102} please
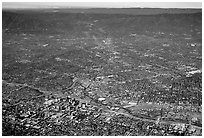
{"left": 2, "top": 6, "right": 202, "bottom": 10}
{"left": 2, "top": 2, "right": 202, "bottom": 9}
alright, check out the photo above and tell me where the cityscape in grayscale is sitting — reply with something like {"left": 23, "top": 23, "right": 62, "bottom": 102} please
{"left": 2, "top": 2, "right": 202, "bottom": 136}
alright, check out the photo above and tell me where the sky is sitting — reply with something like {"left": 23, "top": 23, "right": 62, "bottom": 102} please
{"left": 2, "top": 2, "right": 202, "bottom": 9}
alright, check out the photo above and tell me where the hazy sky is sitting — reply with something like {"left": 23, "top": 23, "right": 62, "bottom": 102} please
{"left": 2, "top": 2, "right": 202, "bottom": 9}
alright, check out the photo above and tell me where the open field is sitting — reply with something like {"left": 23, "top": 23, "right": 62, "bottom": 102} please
{"left": 2, "top": 8, "right": 202, "bottom": 136}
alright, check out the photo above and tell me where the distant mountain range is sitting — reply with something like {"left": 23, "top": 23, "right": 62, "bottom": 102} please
{"left": 3, "top": 8, "right": 201, "bottom": 15}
